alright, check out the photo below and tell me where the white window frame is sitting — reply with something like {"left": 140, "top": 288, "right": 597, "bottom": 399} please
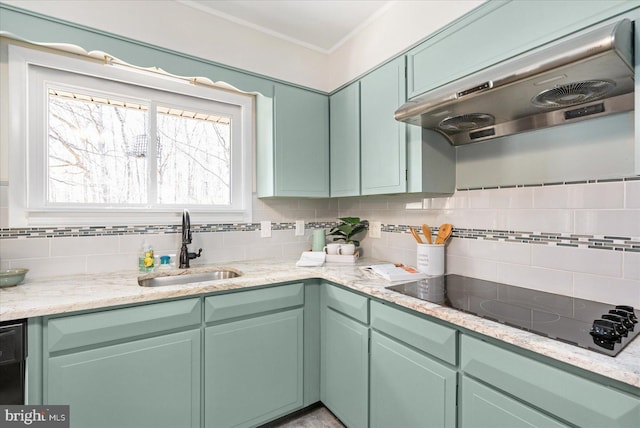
{"left": 7, "top": 43, "right": 253, "bottom": 227}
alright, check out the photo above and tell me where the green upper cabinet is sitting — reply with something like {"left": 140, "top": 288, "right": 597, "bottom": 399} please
{"left": 330, "top": 58, "right": 455, "bottom": 197}
{"left": 407, "top": 0, "right": 640, "bottom": 99}
{"left": 329, "top": 82, "right": 361, "bottom": 197}
{"left": 360, "top": 56, "right": 408, "bottom": 195}
{"left": 257, "top": 84, "right": 329, "bottom": 197}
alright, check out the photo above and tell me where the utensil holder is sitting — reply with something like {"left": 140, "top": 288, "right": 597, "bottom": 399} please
{"left": 416, "top": 243, "right": 445, "bottom": 276}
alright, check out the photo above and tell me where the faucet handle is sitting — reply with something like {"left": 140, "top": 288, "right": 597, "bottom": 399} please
{"left": 189, "top": 248, "right": 202, "bottom": 261}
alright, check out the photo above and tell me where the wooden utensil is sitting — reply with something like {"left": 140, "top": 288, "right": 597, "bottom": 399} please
{"left": 435, "top": 223, "right": 453, "bottom": 244}
{"left": 421, "top": 224, "right": 433, "bottom": 244}
{"left": 409, "top": 227, "right": 423, "bottom": 244}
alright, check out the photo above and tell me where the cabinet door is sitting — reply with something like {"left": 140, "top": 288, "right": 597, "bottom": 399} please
{"left": 360, "top": 56, "right": 407, "bottom": 195}
{"left": 47, "top": 329, "right": 200, "bottom": 428}
{"left": 370, "top": 331, "right": 457, "bottom": 428}
{"left": 329, "top": 82, "right": 360, "bottom": 197}
{"left": 272, "top": 84, "right": 329, "bottom": 197}
{"left": 204, "top": 308, "right": 303, "bottom": 428}
{"left": 321, "top": 307, "right": 369, "bottom": 428}
{"left": 461, "top": 376, "right": 568, "bottom": 428}
{"left": 330, "top": 82, "right": 360, "bottom": 197}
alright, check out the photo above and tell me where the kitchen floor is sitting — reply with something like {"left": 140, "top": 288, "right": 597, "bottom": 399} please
{"left": 264, "top": 405, "right": 345, "bottom": 428}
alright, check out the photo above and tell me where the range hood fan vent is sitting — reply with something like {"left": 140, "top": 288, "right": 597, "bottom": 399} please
{"left": 531, "top": 80, "right": 616, "bottom": 108}
{"left": 439, "top": 113, "right": 495, "bottom": 132}
{"left": 395, "top": 19, "right": 635, "bottom": 146}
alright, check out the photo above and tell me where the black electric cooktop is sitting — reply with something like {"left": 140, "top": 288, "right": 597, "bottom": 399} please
{"left": 386, "top": 275, "right": 639, "bottom": 357}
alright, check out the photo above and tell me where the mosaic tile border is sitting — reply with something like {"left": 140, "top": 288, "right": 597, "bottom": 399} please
{"left": 386, "top": 225, "right": 640, "bottom": 253}
{"left": 2, "top": 221, "right": 638, "bottom": 253}
{"left": 456, "top": 175, "right": 640, "bottom": 191}
{"left": 0, "top": 222, "right": 337, "bottom": 239}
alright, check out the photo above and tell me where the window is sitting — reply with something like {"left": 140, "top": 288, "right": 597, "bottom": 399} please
{"left": 7, "top": 44, "right": 253, "bottom": 226}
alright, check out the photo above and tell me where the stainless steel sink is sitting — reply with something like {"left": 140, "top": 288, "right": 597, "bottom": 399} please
{"left": 138, "top": 269, "right": 241, "bottom": 287}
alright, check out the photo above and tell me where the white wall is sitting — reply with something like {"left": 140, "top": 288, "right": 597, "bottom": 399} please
{"left": 1, "top": 0, "right": 481, "bottom": 92}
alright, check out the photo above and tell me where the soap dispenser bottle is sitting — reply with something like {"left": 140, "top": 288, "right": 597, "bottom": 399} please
{"left": 138, "top": 240, "right": 155, "bottom": 273}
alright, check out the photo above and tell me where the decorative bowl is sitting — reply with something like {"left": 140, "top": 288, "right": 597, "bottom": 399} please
{"left": 0, "top": 269, "right": 29, "bottom": 287}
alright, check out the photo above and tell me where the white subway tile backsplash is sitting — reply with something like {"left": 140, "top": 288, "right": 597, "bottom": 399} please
{"left": 50, "top": 236, "right": 120, "bottom": 257}
{"left": 0, "top": 183, "right": 7, "bottom": 208}
{"left": 623, "top": 252, "right": 640, "bottom": 280}
{"left": 534, "top": 182, "right": 624, "bottom": 209}
{"left": 467, "top": 187, "right": 533, "bottom": 209}
{"left": 447, "top": 254, "right": 498, "bottom": 282}
{"left": 0, "top": 238, "right": 50, "bottom": 260}
{"left": 445, "top": 209, "right": 498, "bottom": 230}
{"left": 86, "top": 253, "right": 138, "bottom": 273}
{"left": 497, "top": 264, "right": 573, "bottom": 296}
{"left": 447, "top": 239, "right": 530, "bottom": 266}
{"left": 0, "top": 207, "right": 8, "bottom": 228}
{"left": 531, "top": 245, "right": 622, "bottom": 277}
{"left": 497, "top": 209, "right": 573, "bottom": 233}
{"left": 12, "top": 256, "right": 85, "bottom": 278}
{"left": 574, "top": 273, "right": 640, "bottom": 307}
{"left": 625, "top": 180, "right": 640, "bottom": 209}
{"left": 574, "top": 210, "right": 640, "bottom": 236}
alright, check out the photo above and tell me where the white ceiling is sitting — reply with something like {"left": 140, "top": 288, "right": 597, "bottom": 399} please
{"left": 179, "top": 0, "right": 393, "bottom": 53}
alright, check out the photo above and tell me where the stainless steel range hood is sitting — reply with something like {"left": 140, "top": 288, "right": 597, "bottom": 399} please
{"left": 395, "top": 19, "right": 635, "bottom": 146}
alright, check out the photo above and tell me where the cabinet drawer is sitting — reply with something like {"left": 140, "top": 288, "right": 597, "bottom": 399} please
{"left": 324, "top": 284, "right": 368, "bottom": 324}
{"left": 371, "top": 301, "right": 456, "bottom": 365}
{"left": 461, "top": 335, "right": 640, "bottom": 428}
{"left": 204, "top": 283, "right": 304, "bottom": 323}
{"left": 48, "top": 298, "right": 201, "bottom": 353}
{"left": 461, "top": 376, "right": 568, "bottom": 428}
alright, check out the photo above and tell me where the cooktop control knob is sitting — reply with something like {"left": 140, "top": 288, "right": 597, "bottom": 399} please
{"left": 609, "top": 309, "right": 635, "bottom": 331}
{"left": 615, "top": 305, "right": 638, "bottom": 324}
{"left": 602, "top": 314, "right": 629, "bottom": 337}
{"left": 590, "top": 319, "right": 622, "bottom": 350}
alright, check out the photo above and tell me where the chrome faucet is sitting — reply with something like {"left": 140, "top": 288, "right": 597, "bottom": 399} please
{"left": 179, "top": 209, "right": 202, "bottom": 269}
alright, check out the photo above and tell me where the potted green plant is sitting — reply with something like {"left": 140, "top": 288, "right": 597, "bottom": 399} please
{"left": 326, "top": 217, "right": 369, "bottom": 247}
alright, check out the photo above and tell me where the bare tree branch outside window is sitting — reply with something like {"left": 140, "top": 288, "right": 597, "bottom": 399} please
{"left": 47, "top": 90, "right": 232, "bottom": 206}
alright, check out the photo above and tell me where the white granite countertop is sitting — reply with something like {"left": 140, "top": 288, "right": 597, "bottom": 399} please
{"left": 1, "top": 257, "right": 639, "bottom": 390}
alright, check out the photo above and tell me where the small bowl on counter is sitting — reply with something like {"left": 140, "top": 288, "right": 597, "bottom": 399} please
{"left": 0, "top": 269, "right": 29, "bottom": 287}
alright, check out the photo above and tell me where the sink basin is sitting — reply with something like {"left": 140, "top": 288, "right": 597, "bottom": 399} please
{"left": 138, "top": 269, "right": 241, "bottom": 287}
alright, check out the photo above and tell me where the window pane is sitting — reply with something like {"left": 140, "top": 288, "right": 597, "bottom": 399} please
{"left": 47, "top": 90, "right": 148, "bottom": 204}
{"left": 157, "top": 108, "right": 231, "bottom": 205}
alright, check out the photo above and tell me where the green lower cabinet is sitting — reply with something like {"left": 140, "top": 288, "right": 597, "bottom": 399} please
{"left": 204, "top": 308, "right": 304, "bottom": 428}
{"left": 370, "top": 331, "right": 456, "bottom": 428}
{"left": 321, "top": 308, "right": 369, "bottom": 428}
{"left": 461, "top": 376, "right": 568, "bottom": 428}
{"left": 47, "top": 329, "right": 201, "bottom": 428}
{"left": 461, "top": 334, "right": 640, "bottom": 427}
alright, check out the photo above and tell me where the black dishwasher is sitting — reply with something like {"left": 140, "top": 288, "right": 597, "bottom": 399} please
{"left": 0, "top": 319, "right": 27, "bottom": 404}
